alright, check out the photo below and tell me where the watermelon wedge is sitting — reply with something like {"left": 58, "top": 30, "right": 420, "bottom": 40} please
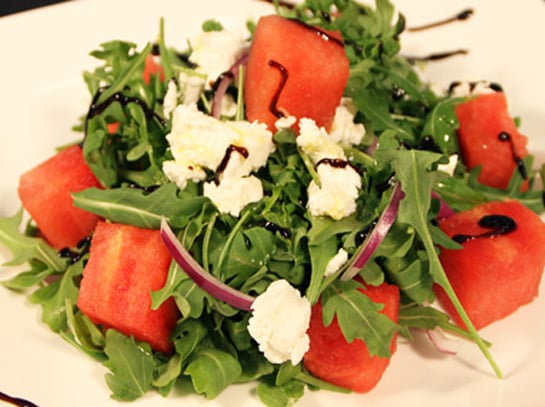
{"left": 244, "top": 14, "right": 349, "bottom": 132}
{"left": 17, "top": 145, "right": 103, "bottom": 249}
{"left": 303, "top": 282, "right": 399, "bottom": 392}
{"left": 434, "top": 200, "right": 545, "bottom": 329}
{"left": 77, "top": 221, "right": 179, "bottom": 353}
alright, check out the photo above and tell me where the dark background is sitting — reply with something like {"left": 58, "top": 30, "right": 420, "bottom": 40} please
{"left": 0, "top": 0, "right": 69, "bottom": 17}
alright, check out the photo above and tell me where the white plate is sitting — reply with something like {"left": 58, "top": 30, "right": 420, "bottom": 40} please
{"left": 1, "top": 1, "right": 545, "bottom": 406}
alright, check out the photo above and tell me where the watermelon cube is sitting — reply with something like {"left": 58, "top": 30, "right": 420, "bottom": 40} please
{"left": 455, "top": 92, "right": 529, "bottom": 190}
{"left": 303, "top": 282, "right": 400, "bottom": 393}
{"left": 244, "top": 14, "right": 349, "bottom": 132}
{"left": 434, "top": 200, "right": 545, "bottom": 329}
{"left": 17, "top": 145, "right": 103, "bottom": 249}
{"left": 77, "top": 221, "right": 179, "bottom": 354}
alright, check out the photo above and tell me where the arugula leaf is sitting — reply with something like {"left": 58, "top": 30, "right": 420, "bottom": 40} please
{"left": 421, "top": 98, "right": 460, "bottom": 154}
{"left": 321, "top": 280, "right": 397, "bottom": 357}
{"left": 0, "top": 209, "right": 66, "bottom": 271}
{"left": 184, "top": 348, "right": 242, "bottom": 399}
{"left": 377, "top": 147, "right": 503, "bottom": 377}
{"left": 103, "top": 330, "right": 157, "bottom": 401}
{"left": 29, "top": 260, "right": 83, "bottom": 333}
{"left": 256, "top": 378, "right": 305, "bottom": 407}
{"left": 72, "top": 183, "right": 208, "bottom": 229}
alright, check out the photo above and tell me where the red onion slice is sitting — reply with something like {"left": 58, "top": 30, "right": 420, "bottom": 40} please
{"left": 432, "top": 191, "right": 455, "bottom": 219}
{"left": 211, "top": 52, "right": 249, "bottom": 119}
{"left": 341, "top": 182, "right": 404, "bottom": 281}
{"left": 426, "top": 327, "right": 459, "bottom": 355}
{"left": 160, "top": 217, "right": 255, "bottom": 311}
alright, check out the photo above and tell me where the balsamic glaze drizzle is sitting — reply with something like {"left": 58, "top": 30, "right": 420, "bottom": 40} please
{"left": 316, "top": 158, "right": 361, "bottom": 174}
{"left": 264, "top": 221, "right": 292, "bottom": 239}
{"left": 215, "top": 145, "right": 249, "bottom": 184}
{"left": 405, "top": 49, "right": 468, "bottom": 64}
{"left": 452, "top": 214, "right": 517, "bottom": 243}
{"left": 0, "top": 391, "right": 39, "bottom": 407}
{"left": 84, "top": 87, "right": 166, "bottom": 137}
{"left": 498, "top": 131, "right": 528, "bottom": 180}
{"left": 407, "top": 8, "right": 474, "bottom": 32}
{"left": 447, "top": 80, "right": 503, "bottom": 95}
{"left": 58, "top": 235, "right": 92, "bottom": 264}
{"left": 267, "top": 60, "right": 289, "bottom": 119}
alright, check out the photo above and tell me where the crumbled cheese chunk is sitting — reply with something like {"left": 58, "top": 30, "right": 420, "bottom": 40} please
{"left": 438, "top": 154, "right": 459, "bottom": 176}
{"left": 329, "top": 98, "right": 366, "bottom": 146}
{"left": 189, "top": 29, "right": 248, "bottom": 86}
{"left": 297, "top": 118, "right": 345, "bottom": 162}
{"left": 307, "top": 163, "right": 361, "bottom": 220}
{"left": 163, "top": 72, "right": 206, "bottom": 117}
{"left": 325, "top": 248, "right": 349, "bottom": 277}
{"left": 203, "top": 175, "right": 263, "bottom": 217}
{"left": 247, "top": 279, "right": 311, "bottom": 365}
{"left": 274, "top": 115, "right": 297, "bottom": 130}
{"left": 162, "top": 104, "right": 274, "bottom": 215}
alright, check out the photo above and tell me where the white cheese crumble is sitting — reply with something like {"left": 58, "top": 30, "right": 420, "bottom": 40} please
{"left": 274, "top": 115, "right": 297, "bottom": 131}
{"left": 247, "top": 279, "right": 311, "bottom": 365}
{"left": 203, "top": 176, "right": 263, "bottom": 217}
{"left": 437, "top": 154, "right": 459, "bottom": 176}
{"left": 163, "top": 71, "right": 206, "bottom": 118}
{"left": 325, "top": 248, "right": 349, "bottom": 277}
{"left": 329, "top": 98, "right": 366, "bottom": 146}
{"left": 297, "top": 118, "right": 346, "bottom": 162}
{"left": 189, "top": 29, "right": 249, "bottom": 86}
{"left": 162, "top": 104, "right": 274, "bottom": 215}
{"left": 307, "top": 163, "right": 361, "bottom": 220}
{"left": 296, "top": 116, "right": 362, "bottom": 220}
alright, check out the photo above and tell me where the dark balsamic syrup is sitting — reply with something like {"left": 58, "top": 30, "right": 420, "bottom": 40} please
{"left": 498, "top": 131, "right": 528, "bottom": 180}
{"left": 406, "top": 49, "right": 468, "bottom": 64}
{"left": 58, "top": 235, "right": 92, "bottom": 264}
{"left": 267, "top": 59, "right": 289, "bottom": 119}
{"left": 447, "top": 80, "right": 503, "bottom": 95}
{"left": 264, "top": 221, "right": 292, "bottom": 239}
{"left": 407, "top": 8, "right": 474, "bottom": 32}
{"left": 84, "top": 87, "right": 166, "bottom": 137}
{"left": 215, "top": 144, "right": 249, "bottom": 184}
{"left": 315, "top": 157, "right": 361, "bottom": 174}
{"left": 452, "top": 214, "right": 517, "bottom": 243}
{"left": 355, "top": 220, "right": 378, "bottom": 246}
{"left": 0, "top": 391, "right": 39, "bottom": 407}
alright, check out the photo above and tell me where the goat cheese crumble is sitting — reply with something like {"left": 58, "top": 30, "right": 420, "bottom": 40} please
{"left": 162, "top": 104, "right": 274, "bottom": 215}
{"left": 296, "top": 112, "right": 363, "bottom": 220}
{"left": 307, "top": 163, "right": 361, "bottom": 220}
{"left": 163, "top": 71, "right": 206, "bottom": 117}
{"left": 247, "top": 279, "right": 311, "bottom": 365}
{"left": 189, "top": 28, "right": 249, "bottom": 86}
{"left": 329, "top": 97, "right": 366, "bottom": 145}
{"left": 325, "top": 248, "right": 349, "bottom": 277}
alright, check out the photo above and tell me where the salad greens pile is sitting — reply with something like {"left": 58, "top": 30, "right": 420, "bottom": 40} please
{"left": 1, "top": 0, "right": 544, "bottom": 405}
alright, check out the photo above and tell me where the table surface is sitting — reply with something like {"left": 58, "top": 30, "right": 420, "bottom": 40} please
{"left": 0, "top": 0, "right": 69, "bottom": 17}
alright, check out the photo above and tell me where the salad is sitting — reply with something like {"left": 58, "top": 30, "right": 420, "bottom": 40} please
{"left": 1, "top": 0, "right": 545, "bottom": 406}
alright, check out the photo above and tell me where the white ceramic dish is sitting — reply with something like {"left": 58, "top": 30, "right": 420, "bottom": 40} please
{"left": 1, "top": 1, "right": 544, "bottom": 406}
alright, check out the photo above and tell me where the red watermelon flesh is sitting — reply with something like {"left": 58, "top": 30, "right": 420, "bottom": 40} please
{"left": 434, "top": 200, "right": 545, "bottom": 330}
{"left": 303, "top": 282, "right": 400, "bottom": 393}
{"left": 77, "top": 221, "right": 179, "bottom": 354}
{"left": 17, "top": 145, "right": 103, "bottom": 249}
{"left": 244, "top": 14, "right": 349, "bottom": 132}
{"left": 455, "top": 92, "right": 529, "bottom": 190}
